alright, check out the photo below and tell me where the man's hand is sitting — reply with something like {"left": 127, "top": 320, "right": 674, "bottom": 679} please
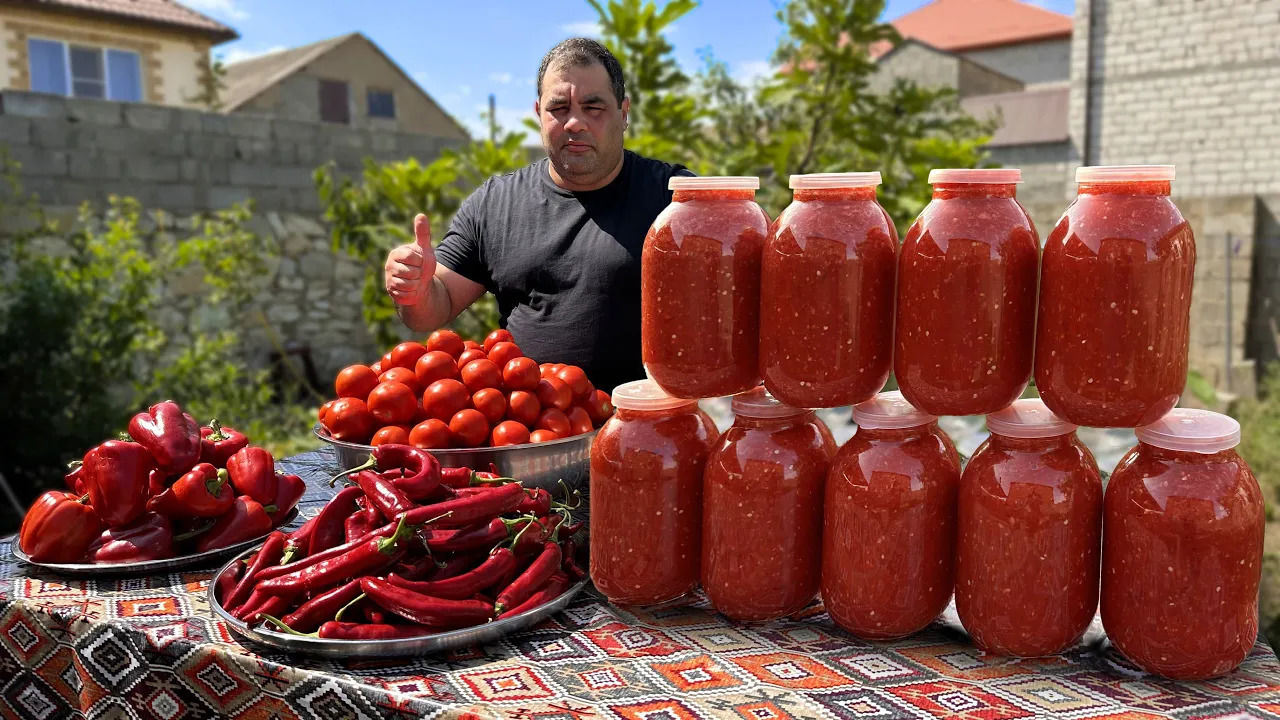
{"left": 384, "top": 214, "right": 437, "bottom": 306}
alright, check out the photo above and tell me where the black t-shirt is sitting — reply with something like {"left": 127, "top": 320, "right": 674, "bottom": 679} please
{"left": 435, "top": 150, "right": 693, "bottom": 395}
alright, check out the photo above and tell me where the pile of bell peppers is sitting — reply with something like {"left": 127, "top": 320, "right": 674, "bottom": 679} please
{"left": 18, "top": 401, "right": 305, "bottom": 564}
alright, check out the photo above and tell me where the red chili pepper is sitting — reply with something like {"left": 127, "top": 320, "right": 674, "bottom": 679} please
{"left": 280, "top": 515, "right": 318, "bottom": 565}
{"left": 399, "top": 481, "right": 525, "bottom": 528}
{"left": 224, "top": 531, "right": 285, "bottom": 610}
{"left": 393, "top": 554, "right": 440, "bottom": 581}
{"left": 431, "top": 551, "right": 486, "bottom": 581}
{"left": 452, "top": 486, "right": 549, "bottom": 516}
{"left": 354, "top": 470, "right": 415, "bottom": 519}
{"left": 512, "top": 514, "right": 561, "bottom": 557}
{"left": 64, "top": 460, "right": 86, "bottom": 495}
{"left": 262, "top": 617, "right": 433, "bottom": 640}
{"left": 18, "top": 491, "right": 102, "bottom": 562}
{"left": 86, "top": 512, "right": 174, "bottom": 563}
{"left": 344, "top": 502, "right": 378, "bottom": 543}
{"left": 215, "top": 561, "right": 243, "bottom": 605}
{"left": 498, "top": 571, "right": 571, "bottom": 619}
{"left": 240, "top": 593, "right": 290, "bottom": 625}
{"left": 147, "top": 463, "right": 234, "bottom": 518}
{"left": 560, "top": 521, "right": 584, "bottom": 539}
{"left": 268, "top": 473, "right": 305, "bottom": 525}
{"left": 260, "top": 523, "right": 397, "bottom": 583}
{"left": 362, "top": 605, "right": 389, "bottom": 624}
{"left": 308, "top": 485, "right": 362, "bottom": 556}
{"left": 199, "top": 419, "right": 249, "bottom": 467}
{"left": 359, "top": 577, "right": 494, "bottom": 628}
{"left": 388, "top": 547, "right": 517, "bottom": 599}
{"left": 84, "top": 440, "right": 154, "bottom": 528}
{"left": 257, "top": 516, "right": 418, "bottom": 598}
{"left": 226, "top": 446, "right": 279, "bottom": 506}
{"left": 331, "top": 444, "right": 440, "bottom": 500}
{"left": 279, "top": 579, "right": 362, "bottom": 633}
{"left": 495, "top": 541, "right": 562, "bottom": 614}
{"left": 561, "top": 539, "right": 587, "bottom": 580}
{"left": 425, "top": 516, "right": 532, "bottom": 554}
{"left": 439, "top": 466, "right": 512, "bottom": 488}
{"left": 196, "top": 495, "right": 275, "bottom": 553}
{"left": 127, "top": 400, "right": 201, "bottom": 475}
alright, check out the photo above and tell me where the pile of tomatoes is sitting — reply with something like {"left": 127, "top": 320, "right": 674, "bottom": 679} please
{"left": 317, "top": 329, "right": 614, "bottom": 449}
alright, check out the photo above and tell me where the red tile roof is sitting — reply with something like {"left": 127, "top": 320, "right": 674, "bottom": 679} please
{"left": 1, "top": 0, "right": 238, "bottom": 42}
{"left": 875, "top": 0, "right": 1071, "bottom": 57}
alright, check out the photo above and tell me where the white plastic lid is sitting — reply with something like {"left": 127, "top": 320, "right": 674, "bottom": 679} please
{"left": 986, "top": 399, "right": 1077, "bottom": 439}
{"left": 928, "top": 168, "right": 1022, "bottom": 184}
{"left": 669, "top": 176, "right": 760, "bottom": 191}
{"left": 731, "top": 386, "right": 806, "bottom": 419}
{"left": 852, "top": 390, "right": 936, "bottom": 430}
{"left": 1136, "top": 408, "right": 1241, "bottom": 454}
{"left": 1076, "top": 165, "right": 1175, "bottom": 183}
{"left": 790, "top": 172, "right": 882, "bottom": 189}
{"left": 610, "top": 379, "right": 694, "bottom": 412}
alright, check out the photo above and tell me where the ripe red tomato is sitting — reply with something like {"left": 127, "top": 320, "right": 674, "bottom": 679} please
{"left": 462, "top": 339, "right": 483, "bottom": 351}
{"left": 449, "top": 409, "right": 489, "bottom": 448}
{"left": 506, "top": 390, "right": 541, "bottom": 426}
{"left": 583, "top": 389, "right": 615, "bottom": 425}
{"left": 472, "top": 387, "right": 507, "bottom": 425}
{"left": 380, "top": 350, "right": 395, "bottom": 372}
{"left": 490, "top": 420, "right": 530, "bottom": 447}
{"left": 415, "top": 351, "right": 458, "bottom": 387}
{"left": 487, "top": 341, "right": 523, "bottom": 370}
{"left": 327, "top": 397, "right": 375, "bottom": 443}
{"left": 368, "top": 381, "right": 417, "bottom": 426}
{"left": 371, "top": 425, "right": 411, "bottom": 446}
{"left": 409, "top": 419, "right": 451, "bottom": 449}
{"left": 389, "top": 341, "right": 428, "bottom": 370}
{"left": 529, "top": 429, "right": 561, "bottom": 443}
{"left": 538, "top": 363, "right": 560, "bottom": 379}
{"left": 460, "top": 359, "right": 503, "bottom": 393}
{"left": 567, "top": 406, "right": 594, "bottom": 436}
{"left": 423, "top": 379, "right": 470, "bottom": 421}
{"left": 369, "top": 360, "right": 383, "bottom": 375}
{"left": 335, "top": 365, "right": 379, "bottom": 400}
{"left": 458, "top": 348, "right": 487, "bottom": 367}
{"left": 555, "top": 365, "right": 591, "bottom": 402}
{"left": 483, "top": 328, "right": 514, "bottom": 352}
{"left": 534, "top": 377, "right": 572, "bottom": 412}
{"left": 502, "top": 357, "right": 540, "bottom": 391}
{"left": 535, "top": 408, "right": 571, "bottom": 437}
{"left": 318, "top": 399, "right": 337, "bottom": 425}
{"left": 426, "top": 329, "right": 465, "bottom": 358}
{"left": 379, "top": 366, "right": 420, "bottom": 395}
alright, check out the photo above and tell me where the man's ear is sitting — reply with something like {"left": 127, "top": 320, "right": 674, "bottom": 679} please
{"left": 533, "top": 100, "right": 542, "bottom": 125}
{"left": 621, "top": 96, "right": 631, "bottom": 127}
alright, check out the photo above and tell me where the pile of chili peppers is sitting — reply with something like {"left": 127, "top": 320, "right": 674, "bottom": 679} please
{"left": 213, "top": 443, "right": 585, "bottom": 640}
{"left": 18, "top": 400, "right": 304, "bottom": 564}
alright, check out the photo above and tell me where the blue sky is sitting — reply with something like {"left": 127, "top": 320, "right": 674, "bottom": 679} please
{"left": 185, "top": 0, "right": 1074, "bottom": 140}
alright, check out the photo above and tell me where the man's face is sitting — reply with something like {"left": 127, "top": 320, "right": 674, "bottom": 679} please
{"left": 535, "top": 60, "right": 629, "bottom": 190}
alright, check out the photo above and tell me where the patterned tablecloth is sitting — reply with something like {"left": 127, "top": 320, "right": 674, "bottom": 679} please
{"left": 2, "top": 447, "right": 1279, "bottom": 720}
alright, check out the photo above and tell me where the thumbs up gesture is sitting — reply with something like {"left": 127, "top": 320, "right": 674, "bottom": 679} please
{"left": 384, "top": 213, "right": 437, "bottom": 306}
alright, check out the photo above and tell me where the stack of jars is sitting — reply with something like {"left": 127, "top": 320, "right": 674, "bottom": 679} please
{"left": 589, "top": 167, "right": 1263, "bottom": 681}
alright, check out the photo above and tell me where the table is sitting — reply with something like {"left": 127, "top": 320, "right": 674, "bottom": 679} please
{"left": 3, "top": 447, "right": 1279, "bottom": 720}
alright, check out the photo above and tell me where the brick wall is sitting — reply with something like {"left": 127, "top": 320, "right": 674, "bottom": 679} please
{"left": 961, "top": 38, "right": 1071, "bottom": 86}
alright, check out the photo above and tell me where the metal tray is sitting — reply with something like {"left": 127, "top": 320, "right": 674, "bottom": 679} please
{"left": 313, "top": 423, "right": 594, "bottom": 494}
{"left": 208, "top": 543, "right": 590, "bottom": 658}
{"left": 11, "top": 508, "right": 298, "bottom": 577}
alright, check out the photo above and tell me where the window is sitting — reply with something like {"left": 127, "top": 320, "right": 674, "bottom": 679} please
{"left": 367, "top": 88, "right": 395, "bottom": 119}
{"left": 27, "top": 38, "right": 142, "bottom": 102}
{"left": 318, "top": 79, "right": 350, "bottom": 124}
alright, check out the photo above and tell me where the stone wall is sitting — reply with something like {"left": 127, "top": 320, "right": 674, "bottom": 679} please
{"left": 986, "top": 141, "right": 1074, "bottom": 236}
{"left": 961, "top": 38, "right": 1072, "bottom": 87}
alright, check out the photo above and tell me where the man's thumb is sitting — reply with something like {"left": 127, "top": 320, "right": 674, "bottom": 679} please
{"left": 413, "top": 213, "right": 433, "bottom": 251}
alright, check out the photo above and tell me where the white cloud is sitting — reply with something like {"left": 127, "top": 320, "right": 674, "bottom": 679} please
{"left": 560, "top": 20, "right": 602, "bottom": 37}
{"left": 181, "top": 0, "right": 249, "bottom": 21}
{"left": 734, "top": 59, "right": 774, "bottom": 86}
{"left": 489, "top": 72, "right": 514, "bottom": 85}
{"left": 220, "top": 44, "right": 285, "bottom": 65}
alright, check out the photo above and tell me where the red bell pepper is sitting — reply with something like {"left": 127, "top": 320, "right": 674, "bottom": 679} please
{"left": 226, "top": 446, "right": 279, "bottom": 506}
{"left": 147, "top": 468, "right": 173, "bottom": 497}
{"left": 199, "top": 419, "right": 250, "bottom": 468}
{"left": 86, "top": 513, "right": 174, "bottom": 563}
{"left": 268, "top": 473, "right": 305, "bottom": 525}
{"left": 84, "top": 440, "right": 154, "bottom": 528}
{"left": 64, "top": 460, "right": 86, "bottom": 495}
{"left": 195, "top": 495, "right": 275, "bottom": 552}
{"left": 127, "top": 400, "right": 201, "bottom": 475}
{"left": 18, "top": 491, "right": 102, "bottom": 562}
{"left": 147, "top": 462, "right": 234, "bottom": 518}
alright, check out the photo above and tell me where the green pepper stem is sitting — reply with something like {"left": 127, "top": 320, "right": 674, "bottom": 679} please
{"left": 334, "top": 592, "right": 366, "bottom": 623}
{"left": 330, "top": 455, "right": 376, "bottom": 487}
{"left": 260, "top": 614, "right": 318, "bottom": 637}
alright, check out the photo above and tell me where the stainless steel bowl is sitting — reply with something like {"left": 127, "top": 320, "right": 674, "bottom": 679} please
{"left": 313, "top": 424, "right": 594, "bottom": 494}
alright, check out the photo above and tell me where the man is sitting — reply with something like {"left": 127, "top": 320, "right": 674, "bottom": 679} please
{"left": 383, "top": 38, "right": 692, "bottom": 395}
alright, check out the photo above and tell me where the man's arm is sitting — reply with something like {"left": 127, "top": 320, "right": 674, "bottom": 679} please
{"left": 385, "top": 212, "right": 488, "bottom": 333}
{"left": 395, "top": 265, "right": 487, "bottom": 333}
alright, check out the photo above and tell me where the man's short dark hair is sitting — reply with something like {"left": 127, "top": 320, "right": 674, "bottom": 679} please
{"left": 536, "top": 37, "right": 626, "bottom": 106}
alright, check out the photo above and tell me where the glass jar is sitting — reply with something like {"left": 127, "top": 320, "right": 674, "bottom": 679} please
{"left": 1101, "top": 409, "right": 1263, "bottom": 680}
{"left": 955, "top": 399, "right": 1102, "bottom": 656}
{"left": 895, "top": 168, "right": 1040, "bottom": 416}
{"left": 590, "top": 380, "right": 720, "bottom": 606}
{"left": 822, "top": 391, "right": 960, "bottom": 639}
{"left": 642, "top": 176, "right": 769, "bottom": 399}
{"left": 1035, "top": 165, "right": 1195, "bottom": 427}
{"left": 702, "top": 388, "right": 835, "bottom": 621}
{"left": 759, "top": 172, "right": 897, "bottom": 408}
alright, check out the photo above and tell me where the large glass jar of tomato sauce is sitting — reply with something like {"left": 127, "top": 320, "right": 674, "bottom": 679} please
{"left": 642, "top": 177, "right": 769, "bottom": 399}
{"left": 895, "top": 169, "right": 1040, "bottom": 416}
{"left": 955, "top": 399, "right": 1102, "bottom": 656}
{"left": 822, "top": 391, "right": 960, "bottom": 639}
{"left": 760, "top": 172, "right": 897, "bottom": 409}
{"left": 1101, "top": 409, "right": 1263, "bottom": 680}
{"left": 702, "top": 388, "right": 835, "bottom": 622}
{"left": 589, "top": 380, "right": 719, "bottom": 606}
{"left": 1035, "top": 165, "right": 1195, "bottom": 428}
